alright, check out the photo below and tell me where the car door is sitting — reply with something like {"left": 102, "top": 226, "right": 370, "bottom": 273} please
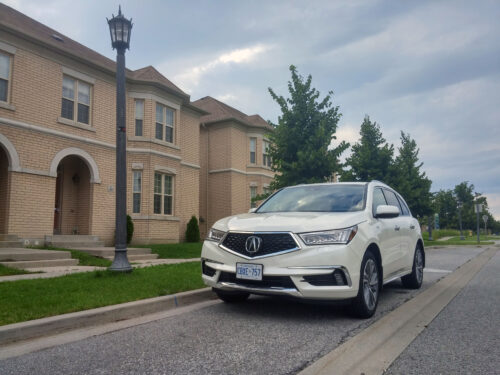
{"left": 382, "top": 189, "right": 407, "bottom": 274}
{"left": 396, "top": 194, "right": 418, "bottom": 271}
{"left": 372, "top": 187, "right": 401, "bottom": 279}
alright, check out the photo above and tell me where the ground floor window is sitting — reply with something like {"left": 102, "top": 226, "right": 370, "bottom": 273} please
{"left": 250, "top": 186, "right": 257, "bottom": 208}
{"left": 133, "top": 171, "right": 142, "bottom": 213}
{"left": 154, "top": 173, "right": 173, "bottom": 215}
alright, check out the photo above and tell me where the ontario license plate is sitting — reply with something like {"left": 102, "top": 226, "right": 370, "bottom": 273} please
{"left": 236, "top": 263, "right": 263, "bottom": 281}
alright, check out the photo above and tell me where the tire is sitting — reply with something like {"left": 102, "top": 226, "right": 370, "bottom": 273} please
{"left": 213, "top": 288, "right": 250, "bottom": 303}
{"left": 401, "top": 245, "right": 424, "bottom": 289}
{"left": 350, "top": 251, "right": 380, "bottom": 319}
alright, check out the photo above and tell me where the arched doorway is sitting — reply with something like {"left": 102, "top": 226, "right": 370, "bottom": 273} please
{"left": 53, "top": 155, "right": 92, "bottom": 235}
{"left": 0, "top": 146, "right": 9, "bottom": 233}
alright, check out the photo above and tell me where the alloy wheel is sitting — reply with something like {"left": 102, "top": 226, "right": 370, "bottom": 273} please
{"left": 362, "top": 258, "right": 379, "bottom": 311}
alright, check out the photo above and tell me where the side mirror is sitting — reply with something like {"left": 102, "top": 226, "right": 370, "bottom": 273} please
{"left": 248, "top": 208, "right": 257, "bottom": 213}
{"left": 375, "top": 205, "right": 400, "bottom": 219}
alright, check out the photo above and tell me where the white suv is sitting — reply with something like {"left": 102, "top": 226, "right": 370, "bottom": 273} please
{"left": 201, "top": 181, "right": 424, "bottom": 318}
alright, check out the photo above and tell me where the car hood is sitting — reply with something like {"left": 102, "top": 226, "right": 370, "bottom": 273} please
{"left": 213, "top": 211, "right": 367, "bottom": 233}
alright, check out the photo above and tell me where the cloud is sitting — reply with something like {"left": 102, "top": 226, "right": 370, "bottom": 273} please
{"left": 171, "top": 44, "right": 273, "bottom": 91}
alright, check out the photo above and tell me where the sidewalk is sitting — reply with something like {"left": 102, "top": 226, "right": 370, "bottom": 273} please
{"left": 0, "top": 258, "right": 201, "bottom": 283}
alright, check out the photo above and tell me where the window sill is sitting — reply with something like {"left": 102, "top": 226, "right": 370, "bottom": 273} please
{"left": 57, "top": 117, "right": 95, "bottom": 132}
{"left": 128, "top": 136, "right": 180, "bottom": 150}
{"left": 0, "top": 101, "right": 15, "bottom": 111}
{"left": 131, "top": 215, "right": 180, "bottom": 222}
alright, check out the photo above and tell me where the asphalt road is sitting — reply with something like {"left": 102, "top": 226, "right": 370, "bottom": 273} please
{"left": 0, "top": 246, "right": 489, "bottom": 375}
{"left": 386, "top": 249, "right": 500, "bottom": 375}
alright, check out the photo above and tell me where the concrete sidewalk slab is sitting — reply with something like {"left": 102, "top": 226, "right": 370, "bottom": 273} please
{"left": 0, "top": 288, "right": 216, "bottom": 346}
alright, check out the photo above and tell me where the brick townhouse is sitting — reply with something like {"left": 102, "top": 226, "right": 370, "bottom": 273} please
{"left": 0, "top": 4, "right": 274, "bottom": 245}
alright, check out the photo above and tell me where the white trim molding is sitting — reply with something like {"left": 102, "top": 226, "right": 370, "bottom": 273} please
{"left": 209, "top": 168, "right": 247, "bottom": 175}
{"left": 0, "top": 116, "right": 115, "bottom": 149}
{"left": 180, "top": 161, "right": 201, "bottom": 169}
{"left": 49, "top": 147, "right": 101, "bottom": 183}
{"left": 154, "top": 165, "right": 177, "bottom": 175}
{"left": 131, "top": 163, "right": 144, "bottom": 170}
{"left": 0, "top": 132, "right": 21, "bottom": 171}
{"left": 62, "top": 66, "right": 96, "bottom": 85}
{"left": 131, "top": 215, "right": 180, "bottom": 222}
{"left": 128, "top": 92, "right": 181, "bottom": 111}
{"left": 127, "top": 148, "right": 181, "bottom": 161}
{"left": 0, "top": 41, "right": 16, "bottom": 54}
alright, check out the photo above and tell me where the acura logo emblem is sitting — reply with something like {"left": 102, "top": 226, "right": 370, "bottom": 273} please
{"left": 245, "top": 236, "right": 262, "bottom": 254}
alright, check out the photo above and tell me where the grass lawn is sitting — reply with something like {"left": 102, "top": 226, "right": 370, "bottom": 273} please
{"left": 144, "top": 242, "right": 202, "bottom": 259}
{"left": 0, "top": 264, "right": 33, "bottom": 276}
{"left": 32, "top": 246, "right": 112, "bottom": 267}
{"left": 0, "top": 261, "right": 203, "bottom": 326}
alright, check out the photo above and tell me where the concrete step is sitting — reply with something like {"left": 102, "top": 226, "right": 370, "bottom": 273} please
{"left": 0, "top": 234, "right": 19, "bottom": 241}
{"left": 104, "top": 254, "right": 159, "bottom": 261}
{"left": 74, "top": 247, "right": 153, "bottom": 258}
{"left": 45, "top": 235, "right": 103, "bottom": 248}
{"left": 0, "top": 248, "right": 72, "bottom": 261}
{"left": 0, "top": 241, "right": 24, "bottom": 248}
{"left": 45, "top": 235, "right": 100, "bottom": 241}
{"left": 51, "top": 241, "right": 106, "bottom": 248}
{"left": 0, "top": 258, "right": 79, "bottom": 269}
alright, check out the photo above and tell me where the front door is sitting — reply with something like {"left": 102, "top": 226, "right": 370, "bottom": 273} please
{"left": 53, "top": 167, "right": 63, "bottom": 234}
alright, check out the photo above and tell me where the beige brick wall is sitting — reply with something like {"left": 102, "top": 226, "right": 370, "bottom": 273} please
{"left": 0, "top": 147, "right": 9, "bottom": 233}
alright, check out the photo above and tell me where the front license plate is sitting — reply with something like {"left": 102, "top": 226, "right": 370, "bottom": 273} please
{"left": 236, "top": 263, "right": 263, "bottom": 281}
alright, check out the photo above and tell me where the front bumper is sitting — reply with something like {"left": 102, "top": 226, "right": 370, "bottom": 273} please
{"left": 201, "top": 237, "right": 364, "bottom": 300}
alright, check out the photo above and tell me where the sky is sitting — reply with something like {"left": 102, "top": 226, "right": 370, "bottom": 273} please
{"left": 5, "top": 0, "right": 500, "bottom": 219}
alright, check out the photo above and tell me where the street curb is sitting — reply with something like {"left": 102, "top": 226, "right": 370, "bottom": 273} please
{"left": 0, "top": 287, "right": 216, "bottom": 346}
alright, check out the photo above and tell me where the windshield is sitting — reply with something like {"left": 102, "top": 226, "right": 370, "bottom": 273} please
{"left": 257, "top": 184, "right": 366, "bottom": 213}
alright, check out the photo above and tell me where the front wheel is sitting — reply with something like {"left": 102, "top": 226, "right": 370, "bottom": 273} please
{"left": 350, "top": 251, "right": 380, "bottom": 319}
{"left": 213, "top": 288, "right": 250, "bottom": 303}
{"left": 401, "top": 245, "right": 424, "bottom": 289}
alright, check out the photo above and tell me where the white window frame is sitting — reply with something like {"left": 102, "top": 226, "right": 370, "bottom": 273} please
{"left": 132, "top": 171, "right": 142, "bottom": 214}
{"left": 155, "top": 102, "right": 175, "bottom": 144}
{"left": 154, "top": 172, "right": 174, "bottom": 215}
{"left": 61, "top": 75, "right": 92, "bottom": 125}
{"left": 263, "top": 140, "right": 271, "bottom": 167}
{"left": 0, "top": 51, "right": 12, "bottom": 104}
{"left": 250, "top": 186, "right": 257, "bottom": 208}
{"left": 135, "top": 99, "right": 144, "bottom": 137}
{"left": 250, "top": 138, "right": 257, "bottom": 164}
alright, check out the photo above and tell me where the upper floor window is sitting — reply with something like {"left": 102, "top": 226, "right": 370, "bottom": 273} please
{"left": 154, "top": 172, "right": 173, "bottom": 215}
{"left": 61, "top": 76, "right": 91, "bottom": 124}
{"left": 135, "top": 100, "right": 144, "bottom": 136}
{"left": 132, "top": 171, "right": 142, "bottom": 214}
{"left": 155, "top": 103, "right": 175, "bottom": 143}
{"left": 250, "top": 138, "right": 256, "bottom": 164}
{"left": 263, "top": 140, "right": 271, "bottom": 167}
{"left": 0, "top": 52, "right": 12, "bottom": 103}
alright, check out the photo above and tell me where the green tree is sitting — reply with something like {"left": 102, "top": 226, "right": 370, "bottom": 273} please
{"left": 267, "top": 65, "right": 349, "bottom": 189}
{"left": 341, "top": 116, "right": 394, "bottom": 183}
{"left": 391, "top": 132, "right": 432, "bottom": 218}
{"left": 431, "top": 189, "right": 458, "bottom": 229}
{"left": 185, "top": 216, "right": 200, "bottom": 242}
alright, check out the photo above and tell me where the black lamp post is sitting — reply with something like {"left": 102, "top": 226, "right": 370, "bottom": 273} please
{"left": 457, "top": 201, "right": 465, "bottom": 240}
{"left": 108, "top": 6, "right": 132, "bottom": 272}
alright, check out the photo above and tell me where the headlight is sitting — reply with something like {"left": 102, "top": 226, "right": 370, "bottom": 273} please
{"left": 207, "top": 228, "right": 226, "bottom": 242}
{"left": 299, "top": 225, "right": 358, "bottom": 245}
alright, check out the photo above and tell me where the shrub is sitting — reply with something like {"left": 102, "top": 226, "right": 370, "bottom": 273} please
{"left": 126, "top": 214, "right": 134, "bottom": 244}
{"left": 185, "top": 216, "right": 200, "bottom": 243}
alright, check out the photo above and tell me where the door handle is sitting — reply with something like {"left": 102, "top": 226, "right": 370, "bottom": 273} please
{"left": 410, "top": 225, "right": 415, "bottom": 230}
{"left": 394, "top": 226, "right": 400, "bottom": 231}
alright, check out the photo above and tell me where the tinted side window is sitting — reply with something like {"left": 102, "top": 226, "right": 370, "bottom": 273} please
{"left": 397, "top": 195, "right": 410, "bottom": 216}
{"left": 382, "top": 189, "right": 402, "bottom": 214}
{"left": 372, "top": 188, "right": 387, "bottom": 216}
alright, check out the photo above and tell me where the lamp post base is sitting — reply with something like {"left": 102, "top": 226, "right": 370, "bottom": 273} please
{"left": 109, "top": 248, "right": 132, "bottom": 272}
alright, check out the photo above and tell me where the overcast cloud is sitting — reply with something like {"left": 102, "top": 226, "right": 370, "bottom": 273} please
{"left": 5, "top": 0, "right": 500, "bottom": 218}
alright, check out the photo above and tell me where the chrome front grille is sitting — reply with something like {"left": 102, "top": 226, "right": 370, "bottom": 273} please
{"left": 220, "top": 232, "right": 299, "bottom": 258}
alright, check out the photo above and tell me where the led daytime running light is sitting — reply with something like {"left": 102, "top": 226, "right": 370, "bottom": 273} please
{"left": 300, "top": 226, "right": 358, "bottom": 245}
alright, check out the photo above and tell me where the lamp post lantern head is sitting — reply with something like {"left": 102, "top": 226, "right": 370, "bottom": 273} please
{"left": 107, "top": 6, "right": 133, "bottom": 50}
